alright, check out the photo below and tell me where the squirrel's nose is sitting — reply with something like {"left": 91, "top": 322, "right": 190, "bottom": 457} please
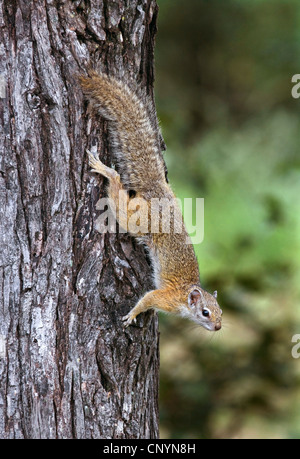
{"left": 214, "top": 322, "right": 221, "bottom": 331}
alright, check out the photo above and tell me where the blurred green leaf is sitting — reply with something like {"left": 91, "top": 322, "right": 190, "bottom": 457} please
{"left": 156, "top": 0, "right": 300, "bottom": 439}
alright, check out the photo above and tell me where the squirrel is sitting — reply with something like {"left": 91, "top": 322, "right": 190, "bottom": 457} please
{"left": 79, "top": 71, "right": 222, "bottom": 332}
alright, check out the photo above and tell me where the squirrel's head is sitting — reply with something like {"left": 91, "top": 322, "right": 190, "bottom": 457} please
{"left": 184, "top": 287, "right": 222, "bottom": 331}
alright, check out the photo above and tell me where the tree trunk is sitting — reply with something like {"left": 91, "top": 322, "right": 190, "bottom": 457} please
{"left": 0, "top": 0, "right": 160, "bottom": 439}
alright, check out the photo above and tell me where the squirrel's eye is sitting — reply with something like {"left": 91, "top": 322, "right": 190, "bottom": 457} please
{"left": 202, "top": 309, "right": 210, "bottom": 318}
{"left": 129, "top": 189, "right": 136, "bottom": 198}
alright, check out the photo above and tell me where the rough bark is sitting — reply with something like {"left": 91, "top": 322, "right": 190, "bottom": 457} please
{"left": 0, "top": 0, "right": 160, "bottom": 439}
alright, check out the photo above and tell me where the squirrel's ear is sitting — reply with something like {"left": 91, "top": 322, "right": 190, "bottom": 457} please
{"left": 188, "top": 289, "right": 201, "bottom": 307}
{"left": 213, "top": 290, "right": 218, "bottom": 299}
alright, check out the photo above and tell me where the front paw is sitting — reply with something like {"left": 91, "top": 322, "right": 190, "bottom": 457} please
{"left": 86, "top": 149, "right": 101, "bottom": 169}
{"left": 122, "top": 312, "right": 137, "bottom": 328}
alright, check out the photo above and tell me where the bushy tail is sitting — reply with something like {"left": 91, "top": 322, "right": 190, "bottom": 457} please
{"left": 80, "top": 71, "right": 166, "bottom": 193}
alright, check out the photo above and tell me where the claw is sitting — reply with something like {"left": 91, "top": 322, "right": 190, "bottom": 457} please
{"left": 122, "top": 314, "right": 131, "bottom": 328}
{"left": 86, "top": 149, "right": 99, "bottom": 168}
{"left": 122, "top": 313, "right": 136, "bottom": 328}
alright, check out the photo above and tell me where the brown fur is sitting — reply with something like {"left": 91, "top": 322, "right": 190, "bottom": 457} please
{"left": 80, "top": 72, "right": 222, "bottom": 331}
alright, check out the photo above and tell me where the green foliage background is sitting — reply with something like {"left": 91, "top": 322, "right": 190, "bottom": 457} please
{"left": 155, "top": 0, "right": 300, "bottom": 439}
